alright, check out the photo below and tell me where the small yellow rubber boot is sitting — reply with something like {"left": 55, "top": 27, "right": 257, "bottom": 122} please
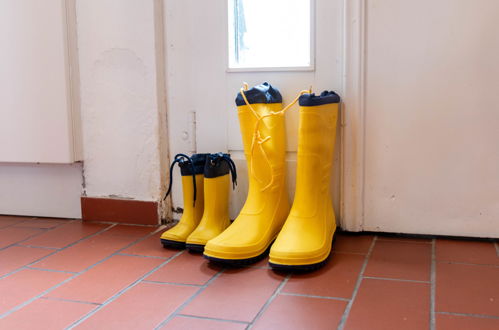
{"left": 269, "top": 91, "right": 340, "bottom": 271}
{"left": 204, "top": 82, "right": 291, "bottom": 265}
{"left": 186, "top": 153, "right": 237, "bottom": 253}
{"left": 160, "top": 153, "right": 208, "bottom": 249}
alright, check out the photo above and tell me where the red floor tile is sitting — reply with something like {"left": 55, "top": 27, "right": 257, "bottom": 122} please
{"left": 181, "top": 268, "right": 284, "bottom": 322}
{"left": 253, "top": 294, "right": 347, "bottom": 330}
{"left": 33, "top": 233, "right": 142, "bottom": 273}
{"left": 0, "top": 215, "right": 29, "bottom": 228}
{"left": 76, "top": 282, "right": 196, "bottom": 329}
{"left": 162, "top": 316, "right": 247, "bottom": 330}
{"left": 0, "top": 298, "right": 95, "bottom": 330}
{"left": 364, "top": 240, "right": 431, "bottom": 281}
{"left": 0, "top": 269, "right": 72, "bottom": 315}
{"left": 283, "top": 253, "right": 364, "bottom": 298}
{"left": 345, "top": 278, "right": 430, "bottom": 330}
{"left": 102, "top": 224, "right": 158, "bottom": 238}
{"left": 22, "top": 222, "right": 111, "bottom": 249}
{"left": 0, "top": 227, "right": 44, "bottom": 249}
{"left": 436, "top": 313, "right": 499, "bottom": 330}
{"left": 146, "top": 252, "right": 220, "bottom": 285}
{"left": 121, "top": 230, "right": 177, "bottom": 258}
{"left": 46, "top": 255, "right": 163, "bottom": 304}
{"left": 436, "top": 239, "right": 499, "bottom": 265}
{"left": 436, "top": 262, "right": 499, "bottom": 316}
{"left": 13, "top": 218, "right": 68, "bottom": 229}
{"left": 333, "top": 234, "right": 374, "bottom": 254}
{"left": 0, "top": 246, "right": 53, "bottom": 277}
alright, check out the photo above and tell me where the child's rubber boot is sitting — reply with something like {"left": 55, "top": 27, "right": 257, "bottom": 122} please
{"left": 204, "top": 82, "right": 291, "bottom": 265}
{"left": 269, "top": 91, "right": 340, "bottom": 271}
{"left": 186, "top": 153, "right": 237, "bottom": 253}
{"left": 160, "top": 153, "right": 208, "bottom": 249}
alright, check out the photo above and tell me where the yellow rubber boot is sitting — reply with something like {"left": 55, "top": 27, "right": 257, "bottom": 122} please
{"left": 204, "top": 82, "right": 291, "bottom": 265}
{"left": 269, "top": 91, "right": 340, "bottom": 271}
{"left": 160, "top": 153, "right": 208, "bottom": 249}
{"left": 186, "top": 153, "right": 237, "bottom": 253}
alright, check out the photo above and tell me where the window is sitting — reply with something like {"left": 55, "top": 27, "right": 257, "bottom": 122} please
{"left": 228, "top": 0, "right": 312, "bottom": 70}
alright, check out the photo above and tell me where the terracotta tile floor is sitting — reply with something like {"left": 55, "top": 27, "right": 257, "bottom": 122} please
{"left": 0, "top": 215, "right": 498, "bottom": 330}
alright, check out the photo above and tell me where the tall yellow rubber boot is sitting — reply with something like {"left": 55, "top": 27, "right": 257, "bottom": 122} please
{"left": 204, "top": 82, "right": 291, "bottom": 265}
{"left": 269, "top": 91, "right": 340, "bottom": 271}
{"left": 186, "top": 153, "right": 237, "bottom": 253}
{"left": 160, "top": 153, "right": 208, "bottom": 249}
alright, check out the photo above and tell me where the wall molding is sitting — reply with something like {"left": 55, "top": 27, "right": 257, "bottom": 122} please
{"left": 340, "top": 0, "right": 366, "bottom": 231}
{"left": 81, "top": 197, "right": 160, "bottom": 225}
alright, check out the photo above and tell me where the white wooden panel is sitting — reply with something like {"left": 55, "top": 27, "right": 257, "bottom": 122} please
{"left": 0, "top": 163, "right": 82, "bottom": 218}
{"left": 0, "top": 0, "right": 76, "bottom": 163}
{"left": 363, "top": 0, "right": 499, "bottom": 237}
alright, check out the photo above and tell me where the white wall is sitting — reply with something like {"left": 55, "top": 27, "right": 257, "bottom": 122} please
{"left": 76, "top": 0, "right": 167, "bottom": 202}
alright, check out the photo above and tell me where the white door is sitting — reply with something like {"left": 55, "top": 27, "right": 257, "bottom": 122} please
{"left": 343, "top": 0, "right": 499, "bottom": 238}
{"left": 165, "top": 0, "right": 344, "bottom": 221}
{"left": 0, "top": 0, "right": 81, "bottom": 163}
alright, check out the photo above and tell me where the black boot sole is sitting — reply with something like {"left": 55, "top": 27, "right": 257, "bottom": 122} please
{"left": 161, "top": 239, "right": 186, "bottom": 250}
{"left": 186, "top": 243, "right": 205, "bottom": 253}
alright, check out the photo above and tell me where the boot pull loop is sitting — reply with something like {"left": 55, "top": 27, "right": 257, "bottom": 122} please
{"left": 162, "top": 153, "right": 197, "bottom": 207}
{"left": 248, "top": 89, "right": 311, "bottom": 191}
{"left": 223, "top": 154, "right": 238, "bottom": 190}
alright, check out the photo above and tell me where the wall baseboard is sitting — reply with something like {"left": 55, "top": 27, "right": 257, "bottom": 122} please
{"left": 81, "top": 197, "right": 159, "bottom": 225}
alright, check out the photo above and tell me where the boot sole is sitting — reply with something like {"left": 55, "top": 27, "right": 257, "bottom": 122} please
{"left": 268, "top": 237, "right": 336, "bottom": 272}
{"left": 269, "top": 258, "right": 329, "bottom": 272}
{"left": 204, "top": 244, "right": 272, "bottom": 267}
{"left": 186, "top": 243, "right": 205, "bottom": 253}
{"left": 161, "top": 239, "right": 186, "bottom": 250}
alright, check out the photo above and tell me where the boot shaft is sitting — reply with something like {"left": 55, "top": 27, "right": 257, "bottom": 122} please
{"left": 292, "top": 91, "right": 340, "bottom": 213}
{"left": 236, "top": 82, "right": 287, "bottom": 191}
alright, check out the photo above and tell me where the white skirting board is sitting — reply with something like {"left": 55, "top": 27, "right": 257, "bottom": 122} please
{"left": 0, "top": 163, "right": 83, "bottom": 219}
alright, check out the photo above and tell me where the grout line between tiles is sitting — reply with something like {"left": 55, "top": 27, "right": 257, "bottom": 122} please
{"left": 436, "top": 311, "right": 499, "bottom": 320}
{"left": 13, "top": 244, "right": 59, "bottom": 250}
{"left": 0, "top": 224, "right": 118, "bottom": 280}
{"left": 141, "top": 280, "right": 202, "bottom": 287}
{"left": 25, "top": 267, "right": 78, "bottom": 274}
{"left": 66, "top": 250, "right": 185, "bottom": 329}
{"left": 436, "top": 260, "right": 499, "bottom": 268}
{"left": 176, "top": 314, "right": 250, "bottom": 325}
{"left": 280, "top": 292, "right": 350, "bottom": 302}
{"left": 0, "top": 223, "right": 162, "bottom": 320}
{"left": 430, "top": 238, "right": 436, "bottom": 330}
{"left": 154, "top": 268, "right": 226, "bottom": 329}
{"left": 376, "top": 238, "right": 431, "bottom": 244}
{"left": 0, "top": 228, "right": 50, "bottom": 252}
{"left": 337, "top": 235, "right": 377, "bottom": 330}
{"left": 246, "top": 274, "right": 291, "bottom": 329}
{"left": 116, "top": 252, "right": 169, "bottom": 259}
{"left": 363, "top": 276, "right": 430, "bottom": 284}
{"left": 41, "top": 296, "right": 102, "bottom": 306}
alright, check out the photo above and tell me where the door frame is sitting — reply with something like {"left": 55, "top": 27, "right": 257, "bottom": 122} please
{"left": 340, "top": 0, "right": 366, "bottom": 231}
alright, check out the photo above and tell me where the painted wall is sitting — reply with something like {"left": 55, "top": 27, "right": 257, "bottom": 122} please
{"left": 76, "top": 0, "right": 167, "bottom": 203}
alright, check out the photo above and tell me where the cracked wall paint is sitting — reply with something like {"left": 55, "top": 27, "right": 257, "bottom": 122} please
{"left": 77, "top": 0, "right": 163, "bottom": 201}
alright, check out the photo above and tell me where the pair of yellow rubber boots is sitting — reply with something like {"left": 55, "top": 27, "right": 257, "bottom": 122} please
{"left": 160, "top": 153, "right": 237, "bottom": 253}
{"left": 202, "top": 82, "right": 340, "bottom": 271}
